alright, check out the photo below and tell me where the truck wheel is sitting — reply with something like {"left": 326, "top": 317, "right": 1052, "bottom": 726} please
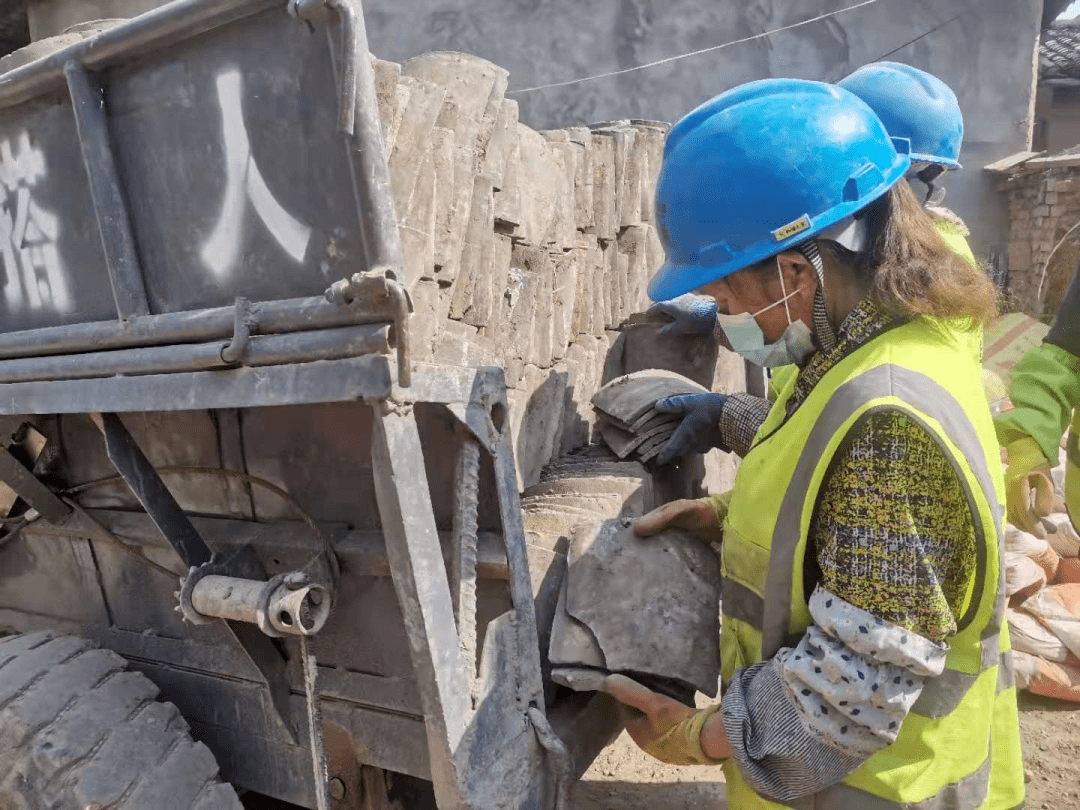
{"left": 0, "top": 631, "right": 243, "bottom": 810}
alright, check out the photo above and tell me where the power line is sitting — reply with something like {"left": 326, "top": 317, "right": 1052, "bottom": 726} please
{"left": 843, "top": 7, "right": 967, "bottom": 77}
{"left": 508, "top": 0, "right": 881, "bottom": 95}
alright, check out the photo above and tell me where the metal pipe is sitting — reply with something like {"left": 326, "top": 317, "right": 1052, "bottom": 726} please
{"left": 189, "top": 573, "right": 331, "bottom": 636}
{"left": 219, "top": 298, "right": 254, "bottom": 364}
{"left": 327, "top": 0, "right": 357, "bottom": 135}
{"left": 268, "top": 580, "right": 331, "bottom": 635}
{"left": 0, "top": 0, "right": 279, "bottom": 110}
{"left": 191, "top": 575, "right": 269, "bottom": 626}
{"left": 0, "top": 323, "right": 391, "bottom": 383}
{"left": 0, "top": 295, "right": 393, "bottom": 360}
{"left": 386, "top": 278, "right": 411, "bottom": 386}
{"left": 244, "top": 322, "right": 392, "bottom": 365}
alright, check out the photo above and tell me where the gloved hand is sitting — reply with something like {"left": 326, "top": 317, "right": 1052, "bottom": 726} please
{"left": 653, "top": 393, "right": 728, "bottom": 466}
{"left": 648, "top": 294, "right": 718, "bottom": 336}
{"left": 635, "top": 495, "right": 727, "bottom": 544}
{"left": 602, "top": 674, "right": 728, "bottom": 764}
{"left": 1005, "top": 437, "right": 1055, "bottom": 536}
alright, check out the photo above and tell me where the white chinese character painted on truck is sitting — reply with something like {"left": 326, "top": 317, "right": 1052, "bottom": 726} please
{"left": 201, "top": 68, "right": 313, "bottom": 277}
{"left": 0, "top": 132, "right": 72, "bottom": 313}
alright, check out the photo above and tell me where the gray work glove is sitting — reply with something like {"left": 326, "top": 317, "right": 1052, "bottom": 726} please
{"left": 647, "top": 294, "right": 718, "bottom": 337}
{"left": 654, "top": 393, "right": 729, "bottom": 466}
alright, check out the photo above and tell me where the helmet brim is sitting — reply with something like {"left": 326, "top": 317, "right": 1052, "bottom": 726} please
{"left": 910, "top": 152, "right": 962, "bottom": 170}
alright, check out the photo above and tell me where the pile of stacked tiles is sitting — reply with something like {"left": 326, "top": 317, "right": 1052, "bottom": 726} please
{"left": 372, "top": 51, "right": 671, "bottom": 489}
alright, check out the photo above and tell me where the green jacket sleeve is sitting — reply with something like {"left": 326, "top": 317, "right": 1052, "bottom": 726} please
{"left": 995, "top": 341, "right": 1080, "bottom": 465}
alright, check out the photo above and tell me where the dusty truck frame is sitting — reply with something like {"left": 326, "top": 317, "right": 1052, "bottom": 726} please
{"left": 0, "top": 1, "right": 620, "bottom": 808}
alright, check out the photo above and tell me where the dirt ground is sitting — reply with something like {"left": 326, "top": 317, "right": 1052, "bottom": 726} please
{"left": 570, "top": 693, "right": 1080, "bottom": 810}
{"left": 1018, "top": 693, "right": 1080, "bottom": 810}
{"left": 243, "top": 692, "right": 1080, "bottom": 809}
{"left": 571, "top": 731, "right": 727, "bottom": 809}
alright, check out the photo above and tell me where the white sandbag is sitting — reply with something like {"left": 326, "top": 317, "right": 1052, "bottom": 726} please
{"left": 1011, "top": 649, "right": 1080, "bottom": 703}
{"left": 1047, "top": 519, "right": 1080, "bottom": 559}
{"left": 1043, "top": 512, "right": 1073, "bottom": 532}
{"left": 1004, "top": 551, "right": 1046, "bottom": 602}
{"left": 1010, "top": 649, "right": 1042, "bottom": 690}
{"left": 1005, "top": 526, "right": 1060, "bottom": 581}
{"left": 1008, "top": 608, "right": 1069, "bottom": 662}
{"left": 1021, "top": 584, "right": 1080, "bottom": 660}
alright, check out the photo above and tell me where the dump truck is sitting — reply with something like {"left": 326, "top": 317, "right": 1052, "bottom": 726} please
{"left": 0, "top": 1, "right": 668, "bottom": 807}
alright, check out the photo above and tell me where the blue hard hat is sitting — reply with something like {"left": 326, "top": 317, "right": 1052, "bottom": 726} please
{"left": 649, "top": 79, "right": 910, "bottom": 302}
{"left": 839, "top": 62, "right": 963, "bottom": 169}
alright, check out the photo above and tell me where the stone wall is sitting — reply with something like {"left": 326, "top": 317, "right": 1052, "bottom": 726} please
{"left": 376, "top": 51, "right": 744, "bottom": 493}
{"left": 1002, "top": 169, "right": 1080, "bottom": 318}
{"left": 363, "top": 0, "right": 1044, "bottom": 281}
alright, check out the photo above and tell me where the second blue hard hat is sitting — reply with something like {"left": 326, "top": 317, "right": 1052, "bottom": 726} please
{"left": 839, "top": 61, "right": 963, "bottom": 169}
{"left": 649, "top": 78, "right": 910, "bottom": 302}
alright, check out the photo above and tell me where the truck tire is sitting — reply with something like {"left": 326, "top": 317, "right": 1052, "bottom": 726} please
{"left": 0, "top": 631, "right": 243, "bottom": 810}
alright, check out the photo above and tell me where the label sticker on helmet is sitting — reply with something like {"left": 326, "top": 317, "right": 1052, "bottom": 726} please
{"left": 773, "top": 215, "right": 811, "bottom": 241}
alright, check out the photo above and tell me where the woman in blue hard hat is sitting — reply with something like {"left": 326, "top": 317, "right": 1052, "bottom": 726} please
{"left": 649, "top": 63, "right": 980, "bottom": 462}
{"left": 600, "top": 79, "right": 1024, "bottom": 809}
{"left": 649, "top": 62, "right": 974, "bottom": 343}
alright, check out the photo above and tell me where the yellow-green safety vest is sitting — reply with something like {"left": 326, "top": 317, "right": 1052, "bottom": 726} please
{"left": 932, "top": 219, "right": 977, "bottom": 268}
{"left": 721, "top": 316, "right": 1024, "bottom": 809}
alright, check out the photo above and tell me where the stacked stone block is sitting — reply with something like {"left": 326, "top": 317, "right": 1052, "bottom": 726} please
{"left": 372, "top": 52, "right": 688, "bottom": 489}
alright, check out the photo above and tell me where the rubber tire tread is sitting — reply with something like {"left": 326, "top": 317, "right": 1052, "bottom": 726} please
{"left": 0, "top": 632, "right": 243, "bottom": 810}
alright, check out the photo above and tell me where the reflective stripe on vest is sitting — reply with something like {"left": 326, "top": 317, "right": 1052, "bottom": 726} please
{"left": 913, "top": 648, "right": 1014, "bottom": 718}
{"left": 807, "top": 755, "right": 993, "bottom": 810}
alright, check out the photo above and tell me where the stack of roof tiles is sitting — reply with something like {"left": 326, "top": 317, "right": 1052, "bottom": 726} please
{"left": 373, "top": 51, "right": 672, "bottom": 488}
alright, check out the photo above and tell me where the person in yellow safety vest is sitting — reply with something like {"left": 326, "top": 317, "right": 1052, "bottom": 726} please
{"left": 995, "top": 268, "right": 1080, "bottom": 534}
{"left": 598, "top": 78, "right": 1024, "bottom": 809}
{"left": 652, "top": 63, "right": 983, "bottom": 437}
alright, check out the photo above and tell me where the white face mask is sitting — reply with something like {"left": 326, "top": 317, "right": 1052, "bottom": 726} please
{"left": 714, "top": 260, "right": 816, "bottom": 368}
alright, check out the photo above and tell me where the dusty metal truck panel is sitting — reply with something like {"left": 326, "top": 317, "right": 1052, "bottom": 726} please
{"left": 0, "top": 1, "right": 597, "bottom": 807}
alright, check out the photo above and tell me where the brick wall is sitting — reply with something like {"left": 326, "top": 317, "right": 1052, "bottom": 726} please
{"left": 1003, "top": 170, "right": 1080, "bottom": 318}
